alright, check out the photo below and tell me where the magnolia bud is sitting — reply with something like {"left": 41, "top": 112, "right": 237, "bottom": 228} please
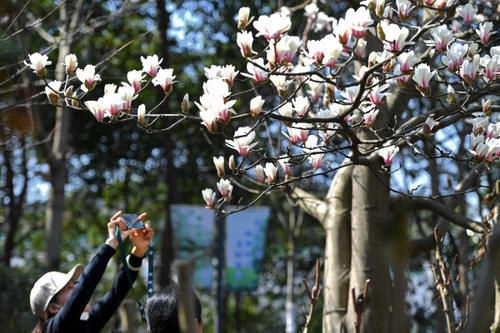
{"left": 137, "top": 104, "right": 147, "bottom": 126}
{"left": 229, "top": 155, "right": 236, "bottom": 170}
{"left": 377, "top": 22, "right": 385, "bottom": 41}
{"left": 182, "top": 93, "right": 190, "bottom": 114}
{"left": 447, "top": 85, "right": 456, "bottom": 104}
{"left": 482, "top": 99, "right": 492, "bottom": 115}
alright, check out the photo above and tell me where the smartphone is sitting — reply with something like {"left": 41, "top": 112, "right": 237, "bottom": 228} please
{"left": 121, "top": 214, "right": 145, "bottom": 229}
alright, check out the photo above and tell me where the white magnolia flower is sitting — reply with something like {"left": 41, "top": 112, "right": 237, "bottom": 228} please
{"left": 332, "top": 17, "right": 352, "bottom": 45}
{"left": 456, "top": 3, "right": 477, "bottom": 24}
{"left": 381, "top": 21, "right": 409, "bottom": 52}
{"left": 242, "top": 58, "right": 268, "bottom": 83}
{"left": 279, "top": 156, "right": 293, "bottom": 177}
{"left": 270, "top": 75, "right": 291, "bottom": 96}
{"left": 127, "top": 70, "right": 145, "bottom": 93}
{"left": 341, "top": 86, "right": 360, "bottom": 103}
{"left": 152, "top": 68, "right": 176, "bottom": 95}
{"left": 396, "top": 0, "right": 413, "bottom": 19}
{"left": 304, "top": 39, "right": 325, "bottom": 66}
{"left": 476, "top": 22, "right": 494, "bottom": 44}
{"left": 412, "top": 63, "right": 435, "bottom": 89}
{"left": 322, "top": 34, "right": 344, "bottom": 67}
{"left": 274, "top": 35, "right": 301, "bottom": 66}
{"left": 397, "top": 51, "right": 418, "bottom": 73}
{"left": 202, "top": 188, "right": 216, "bottom": 208}
{"left": 103, "top": 92, "right": 122, "bottom": 117}
{"left": 199, "top": 109, "right": 218, "bottom": 133}
{"left": 253, "top": 13, "right": 291, "bottom": 40}
{"left": 369, "top": 82, "right": 389, "bottom": 105}
{"left": 264, "top": 162, "right": 277, "bottom": 183}
{"left": 481, "top": 55, "right": 500, "bottom": 82}
{"left": 64, "top": 54, "right": 78, "bottom": 74}
{"left": 104, "top": 84, "right": 117, "bottom": 95}
{"left": 118, "top": 84, "right": 135, "bottom": 112}
{"left": 364, "top": 109, "right": 379, "bottom": 127}
{"left": 217, "top": 179, "right": 233, "bottom": 200}
{"left": 76, "top": 65, "right": 101, "bottom": 92}
{"left": 460, "top": 55, "right": 480, "bottom": 83}
{"left": 279, "top": 102, "right": 294, "bottom": 118}
{"left": 45, "top": 81, "right": 62, "bottom": 105}
{"left": 292, "top": 96, "right": 310, "bottom": 117}
{"left": 25, "top": 52, "right": 52, "bottom": 77}
{"left": 355, "top": 39, "right": 368, "bottom": 58}
{"left": 304, "top": 3, "right": 319, "bottom": 19}
{"left": 428, "top": 25, "right": 454, "bottom": 52}
{"left": 237, "top": 7, "right": 251, "bottom": 30}
{"left": 213, "top": 156, "right": 225, "bottom": 178}
{"left": 237, "top": 31, "right": 254, "bottom": 57}
{"left": 250, "top": 96, "right": 265, "bottom": 117}
{"left": 141, "top": 55, "right": 162, "bottom": 77}
{"left": 255, "top": 165, "right": 265, "bottom": 182}
{"left": 137, "top": 104, "right": 146, "bottom": 126}
{"left": 442, "top": 42, "right": 468, "bottom": 72}
{"left": 377, "top": 146, "right": 399, "bottom": 165}
{"left": 225, "top": 126, "right": 258, "bottom": 156}
{"left": 346, "top": 7, "right": 374, "bottom": 39}
{"left": 85, "top": 98, "right": 108, "bottom": 122}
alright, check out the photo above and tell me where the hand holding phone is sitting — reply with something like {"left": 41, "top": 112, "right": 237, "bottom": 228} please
{"left": 121, "top": 214, "right": 145, "bottom": 229}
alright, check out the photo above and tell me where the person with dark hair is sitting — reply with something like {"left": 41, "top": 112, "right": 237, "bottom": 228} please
{"left": 30, "top": 211, "right": 154, "bottom": 333}
{"left": 146, "top": 284, "right": 203, "bottom": 333}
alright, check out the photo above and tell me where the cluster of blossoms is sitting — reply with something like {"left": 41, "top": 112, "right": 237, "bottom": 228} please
{"left": 26, "top": 0, "right": 500, "bottom": 211}
{"left": 25, "top": 52, "right": 176, "bottom": 124}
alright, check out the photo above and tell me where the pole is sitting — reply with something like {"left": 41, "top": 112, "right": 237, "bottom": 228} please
{"left": 215, "top": 216, "right": 225, "bottom": 333}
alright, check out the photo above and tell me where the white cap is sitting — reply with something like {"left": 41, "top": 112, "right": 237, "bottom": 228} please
{"left": 30, "top": 264, "right": 84, "bottom": 318}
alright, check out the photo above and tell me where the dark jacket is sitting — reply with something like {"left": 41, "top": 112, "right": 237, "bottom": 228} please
{"left": 44, "top": 244, "right": 143, "bottom": 332}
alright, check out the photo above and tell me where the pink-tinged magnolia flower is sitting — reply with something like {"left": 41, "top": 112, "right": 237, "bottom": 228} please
{"left": 137, "top": 104, "right": 146, "bottom": 126}
{"left": 255, "top": 165, "right": 265, "bottom": 182}
{"left": 304, "top": 135, "right": 324, "bottom": 169}
{"left": 242, "top": 58, "right": 268, "bottom": 83}
{"left": 225, "top": 126, "right": 258, "bottom": 156}
{"left": 118, "top": 84, "right": 135, "bottom": 112}
{"left": 482, "top": 99, "right": 492, "bottom": 115}
{"left": 345, "top": 7, "right": 373, "bottom": 39}
{"left": 202, "top": 188, "right": 216, "bottom": 208}
{"left": 381, "top": 21, "right": 409, "bottom": 52}
{"left": 253, "top": 13, "right": 291, "bottom": 40}
{"left": 472, "top": 117, "right": 489, "bottom": 136}
{"left": 292, "top": 96, "right": 310, "bottom": 117}
{"left": 25, "top": 53, "right": 52, "bottom": 77}
{"left": 393, "top": 64, "right": 411, "bottom": 87}
{"left": 487, "top": 123, "right": 499, "bottom": 140}
{"left": 333, "top": 18, "right": 352, "bottom": 45}
{"left": 378, "top": 146, "right": 399, "bottom": 165}
{"left": 274, "top": 36, "right": 301, "bottom": 66}
{"left": 250, "top": 96, "right": 265, "bottom": 117}
{"left": 412, "top": 63, "right": 435, "bottom": 90}
{"left": 127, "top": 70, "right": 144, "bottom": 93}
{"left": 285, "top": 126, "right": 302, "bottom": 145}
{"left": 476, "top": 22, "right": 494, "bottom": 44}
{"left": 341, "top": 86, "right": 360, "bottom": 103}
{"left": 204, "top": 65, "right": 239, "bottom": 87}
{"left": 64, "top": 54, "right": 78, "bottom": 74}
{"left": 321, "top": 34, "right": 344, "bottom": 67}
{"left": 469, "top": 133, "right": 484, "bottom": 149}
{"left": 355, "top": 39, "right": 368, "bottom": 58}
{"left": 481, "top": 55, "right": 500, "bottom": 82}
{"left": 237, "top": 7, "right": 252, "bottom": 30}
{"left": 270, "top": 75, "right": 291, "bottom": 97}
{"left": 396, "top": 0, "right": 413, "bottom": 20}
{"left": 45, "top": 81, "right": 62, "bottom": 105}
{"left": 363, "top": 109, "right": 379, "bottom": 127}
{"left": 213, "top": 156, "right": 225, "bottom": 178}
{"left": 199, "top": 109, "right": 218, "bottom": 133}
{"left": 303, "top": 40, "right": 325, "bottom": 67}
{"left": 85, "top": 98, "right": 108, "bottom": 122}
{"left": 103, "top": 93, "right": 122, "bottom": 117}
{"left": 397, "top": 51, "right": 418, "bottom": 73}
{"left": 428, "top": 25, "right": 454, "bottom": 52}
{"left": 457, "top": 4, "right": 477, "bottom": 24}
{"left": 279, "top": 156, "right": 293, "bottom": 177}
{"left": 76, "top": 65, "right": 101, "bottom": 93}
{"left": 442, "top": 43, "right": 468, "bottom": 72}
{"left": 264, "top": 163, "right": 277, "bottom": 183}
{"left": 237, "top": 31, "right": 254, "bottom": 58}
{"left": 460, "top": 55, "right": 480, "bottom": 83}
{"left": 141, "top": 55, "right": 162, "bottom": 77}
{"left": 369, "top": 82, "right": 389, "bottom": 105}
{"left": 307, "top": 79, "right": 323, "bottom": 102}
{"left": 217, "top": 179, "right": 233, "bottom": 201}
{"left": 152, "top": 68, "right": 176, "bottom": 95}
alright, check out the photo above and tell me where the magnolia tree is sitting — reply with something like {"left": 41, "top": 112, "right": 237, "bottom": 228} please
{"left": 25, "top": 0, "right": 500, "bottom": 331}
